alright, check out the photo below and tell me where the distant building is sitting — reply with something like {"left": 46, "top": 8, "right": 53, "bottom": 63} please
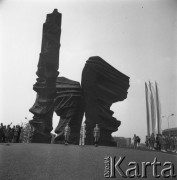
{"left": 162, "top": 127, "right": 177, "bottom": 136}
{"left": 113, "top": 137, "right": 131, "bottom": 148}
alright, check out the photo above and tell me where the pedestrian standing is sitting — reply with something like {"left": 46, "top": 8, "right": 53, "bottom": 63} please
{"left": 166, "top": 135, "right": 170, "bottom": 151}
{"left": 93, "top": 124, "right": 100, "bottom": 147}
{"left": 0, "top": 125, "right": 3, "bottom": 143}
{"left": 136, "top": 136, "right": 140, "bottom": 148}
{"left": 64, "top": 123, "right": 70, "bottom": 145}
{"left": 3, "top": 126, "right": 8, "bottom": 143}
{"left": 80, "top": 123, "right": 86, "bottom": 146}
{"left": 171, "top": 135, "right": 175, "bottom": 152}
{"left": 161, "top": 135, "right": 165, "bottom": 152}
{"left": 164, "top": 135, "right": 168, "bottom": 152}
{"left": 6, "top": 125, "right": 11, "bottom": 143}
{"left": 13, "top": 126, "right": 19, "bottom": 143}
{"left": 155, "top": 134, "right": 161, "bottom": 150}
{"left": 158, "top": 134, "right": 162, "bottom": 151}
{"left": 16, "top": 125, "right": 22, "bottom": 143}
{"left": 175, "top": 135, "right": 177, "bottom": 153}
{"left": 145, "top": 136, "right": 149, "bottom": 149}
{"left": 150, "top": 133, "right": 155, "bottom": 150}
{"left": 133, "top": 134, "right": 137, "bottom": 149}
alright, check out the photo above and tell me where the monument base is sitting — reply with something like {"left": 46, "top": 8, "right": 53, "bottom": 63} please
{"left": 30, "top": 132, "right": 52, "bottom": 143}
{"left": 54, "top": 133, "right": 80, "bottom": 145}
{"left": 29, "top": 120, "right": 52, "bottom": 143}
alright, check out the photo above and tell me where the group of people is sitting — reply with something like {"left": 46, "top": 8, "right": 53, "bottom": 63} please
{"left": 0, "top": 123, "right": 22, "bottom": 143}
{"left": 64, "top": 123, "right": 100, "bottom": 147}
{"left": 145, "top": 133, "right": 177, "bottom": 153}
{"left": 133, "top": 134, "right": 141, "bottom": 148}
{"left": 2, "top": 121, "right": 177, "bottom": 153}
{"left": 0, "top": 121, "right": 100, "bottom": 146}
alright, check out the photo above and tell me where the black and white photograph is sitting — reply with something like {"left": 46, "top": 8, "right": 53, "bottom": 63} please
{"left": 0, "top": 0, "right": 177, "bottom": 179}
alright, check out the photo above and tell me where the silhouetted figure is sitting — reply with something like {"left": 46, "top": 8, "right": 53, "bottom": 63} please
{"left": 175, "top": 135, "right": 177, "bottom": 153}
{"left": 0, "top": 124, "right": 3, "bottom": 143}
{"left": 10, "top": 126, "right": 15, "bottom": 143}
{"left": 93, "top": 124, "right": 100, "bottom": 147}
{"left": 16, "top": 126, "right": 22, "bottom": 143}
{"left": 64, "top": 123, "right": 71, "bottom": 145}
{"left": 155, "top": 134, "right": 161, "bottom": 150}
{"left": 80, "top": 122, "right": 86, "bottom": 146}
{"left": 13, "top": 126, "right": 19, "bottom": 143}
{"left": 6, "top": 125, "right": 11, "bottom": 143}
{"left": 136, "top": 136, "right": 141, "bottom": 148}
{"left": 133, "top": 134, "right": 137, "bottom": 148}
{"left": 3, "top": 126, "right": 7, "bottom": 143}
{"left": 150, "top": 133, "right": 155, "bottom": 150}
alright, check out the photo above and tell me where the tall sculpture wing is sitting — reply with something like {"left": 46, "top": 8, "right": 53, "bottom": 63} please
{"left": 29, "top": 9, "right": 62, "bottom": 143}
{"left": 81, "top": 56, "right": 130, "bottom": 146}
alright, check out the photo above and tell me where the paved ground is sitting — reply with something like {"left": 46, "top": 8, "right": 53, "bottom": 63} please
{"left": 0, "top": 143, "right": 176, "bottom": 180}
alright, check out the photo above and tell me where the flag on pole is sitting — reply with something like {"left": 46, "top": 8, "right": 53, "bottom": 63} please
{"left": 149, "top": 81, "right": 157, "bottom": 135}
{"left": 155, "top": 81, "right": 161, "bottom": 134}
{"left": 145, "top": 82, "right": 150, "bottom": 136}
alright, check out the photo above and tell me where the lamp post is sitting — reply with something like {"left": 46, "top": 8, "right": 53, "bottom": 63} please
{"left": 162, "top": 114, "right": 174, "bottom": 129}
{"left": 167, "top": 114, "right": 174, "bottom": 129}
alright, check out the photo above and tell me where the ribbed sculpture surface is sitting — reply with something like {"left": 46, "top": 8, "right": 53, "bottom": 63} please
{"left": 81, "top": 56, "right": 130, "bottom": 146}
{"left": 54, "top": 77, "right": 84, "bottom": 144}
{"left": 29, "top": 9, "right": 62, "bottom": 143}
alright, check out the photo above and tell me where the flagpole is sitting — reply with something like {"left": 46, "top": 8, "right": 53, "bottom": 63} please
{"left": 149, "top": 81, "right": 156, "bottom": 135}
{"left": 155, "top": 82, "right": 161, "bottom": 134}
{"left": 145, "top": 82, "right": 150, "bottom": 136}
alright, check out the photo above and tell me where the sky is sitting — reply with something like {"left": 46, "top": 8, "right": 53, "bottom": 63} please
{"left": 0, "top": 0, "right": 176, "bottom": 142}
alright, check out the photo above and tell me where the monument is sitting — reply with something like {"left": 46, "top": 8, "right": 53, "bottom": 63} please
{"left": 29, "top": 10, "right": 130, "bottom": 146}
{"left": 29, "top": 9, "right": 62, "bottom": 143}
{"left": 81, "top": 56, "right": 130, "bottom": 146}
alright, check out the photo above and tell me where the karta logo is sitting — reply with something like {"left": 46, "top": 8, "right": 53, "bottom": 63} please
{"left": 104, "top": 156, "right": 176, "bottom": 178}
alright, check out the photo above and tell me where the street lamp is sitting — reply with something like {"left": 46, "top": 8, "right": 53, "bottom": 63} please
{"left": 162, "top": 114, "right": 174, "bottom": 129}
{"left": 167, "top": 114, "right": 174, "bottom": 129}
